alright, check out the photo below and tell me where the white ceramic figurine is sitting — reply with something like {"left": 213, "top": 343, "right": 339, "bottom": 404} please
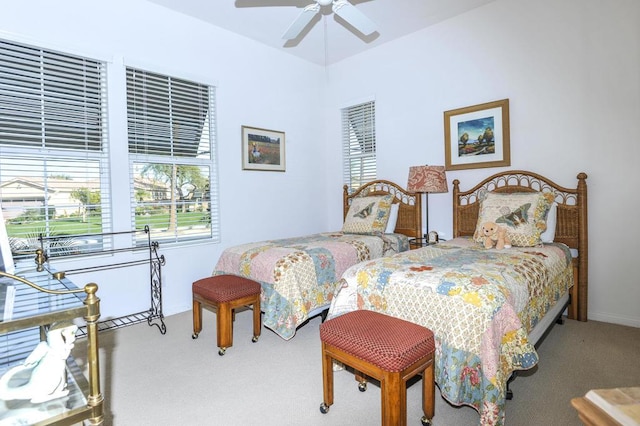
{"left": 0, "top": 321, "right": 79, "bottom": 403}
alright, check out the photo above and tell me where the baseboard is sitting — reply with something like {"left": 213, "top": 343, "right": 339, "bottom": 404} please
{"left": 588, "top": 311, "right": 640, "bottom": 328}
{"left": 165, "top": 304, "right": 192, "bottom": 317}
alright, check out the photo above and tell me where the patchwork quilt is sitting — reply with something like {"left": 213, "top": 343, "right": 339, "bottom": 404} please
{"left": 328, "top": 237, "right": 573, "bottom": 426}
{"left": 214, "top": 232, "right": 408, "bottom": 340}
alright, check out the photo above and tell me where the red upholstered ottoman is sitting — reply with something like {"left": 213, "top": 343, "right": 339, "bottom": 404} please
{"left": 319, "top": 310, "right": 435, "bottom": 426}
{"left": 191, "top": 275, "right": 261, "bottom": 356}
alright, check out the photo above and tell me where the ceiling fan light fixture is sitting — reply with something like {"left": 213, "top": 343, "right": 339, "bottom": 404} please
{"left": 317, "top": 0, "right": 333, "bottom": 6}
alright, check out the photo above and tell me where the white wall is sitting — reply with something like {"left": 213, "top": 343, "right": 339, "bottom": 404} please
{"left": 0, "top": 0, "right": 328, "bottom": 319}
{"left": 324, "top": 0, "right": 640, "bottom": 327}
{"left": 2, "top": 0, "right": 638, "bottom": 328}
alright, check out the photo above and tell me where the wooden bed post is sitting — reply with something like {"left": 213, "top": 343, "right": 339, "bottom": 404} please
{"left": 343, "top": 185, "right": 350, "bottom": 221}
{"left": 452, "top": 179, "right": 460, "bottom": 238}
{"left": 577, "top": 172, "right": 588, "bottom": 322}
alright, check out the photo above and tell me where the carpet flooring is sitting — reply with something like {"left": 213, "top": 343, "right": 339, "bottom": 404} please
{"left": 72, "top": 309, "right": 640, "bottom": 425}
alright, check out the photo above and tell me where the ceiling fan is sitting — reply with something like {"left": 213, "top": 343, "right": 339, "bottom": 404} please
{"left": 282, "top": 0, "right": 377, "bottom": 40}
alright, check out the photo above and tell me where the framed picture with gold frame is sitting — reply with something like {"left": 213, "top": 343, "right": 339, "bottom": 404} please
{"left": 241, "top": 125, "right": 286, "bottom": 172}
{"left": 444, "top": 99, "right": 510, "bottom": 171}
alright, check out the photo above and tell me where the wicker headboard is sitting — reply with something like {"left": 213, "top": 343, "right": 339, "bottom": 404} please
{"left": 343, "top": 180, "right": 422, "bottom": 239}
{"left": 452, "top": 170, "right": 588, "bottom": 321}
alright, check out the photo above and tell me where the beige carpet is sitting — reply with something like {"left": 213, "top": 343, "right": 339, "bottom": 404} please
{"left": 72, "top": 309, "right": 640, "bottom": 425}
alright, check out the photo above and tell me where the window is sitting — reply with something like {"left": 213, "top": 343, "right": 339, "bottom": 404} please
{"left": 126, "top": 67, "right": 218, "bottom": 245}
{"left": 342, "top": 100, "right": 376, "bottom": 191}
{"left": 0, "top": 39, "right": 110, "bottom": 259}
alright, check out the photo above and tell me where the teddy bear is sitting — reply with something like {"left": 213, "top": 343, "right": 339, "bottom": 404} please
{"left": 481, "top": 221, "right": 512, "bottom": 250}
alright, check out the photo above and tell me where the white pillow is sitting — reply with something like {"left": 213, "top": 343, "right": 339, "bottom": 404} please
{"left": 385, "top": 203, "right": 400, "bottom": 233}
{"left": 540, "top": 202, "right": 557, "bottom": 243}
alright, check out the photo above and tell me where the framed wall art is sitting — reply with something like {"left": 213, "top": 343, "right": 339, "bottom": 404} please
{"left": 241, "top": 125, "right": 286, "bottom": 172}
{"left": 444, "top": 99, "right": 510, "bottom": 171}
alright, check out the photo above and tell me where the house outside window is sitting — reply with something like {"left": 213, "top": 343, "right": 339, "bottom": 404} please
{"left": 342, "top": 100, "right": 376, "bottom": 192}
{"left": 126, "top": 67, "right": 219, "bottom": 245}
{"left": 0, "top": 39, "right": 110, "bottom": 259}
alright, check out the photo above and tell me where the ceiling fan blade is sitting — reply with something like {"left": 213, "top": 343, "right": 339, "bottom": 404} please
{"left": 332, "top": 0, "right": 377, "bottom": 36}
{"left": 282, "top": 3, "right": 321, "bottom": 40}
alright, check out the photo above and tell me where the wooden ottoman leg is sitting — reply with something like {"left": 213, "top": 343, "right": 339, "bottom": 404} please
{"left": 252, "top": 297, "right": 261, "bottom": 342}
{"left": 191, "top": 299, "right": 202, "bottom": 339}
{"left": 381, "top": 371, "right": 403, "bottom": 426}
{"left": 216, "top": 302, "right": 233, "bottom": 356}
{"left": 421, "top": 359, "right": 435, "bottom": 425}
{"left": 355, "top": 371, "right": 368, "bottom": 392}
{"left": 319, "top": 343, "right": 334, "bottom": 414}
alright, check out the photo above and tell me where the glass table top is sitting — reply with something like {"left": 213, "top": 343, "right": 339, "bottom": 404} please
{"left": 0, "top": 265, "right": 84, "bottom": 325}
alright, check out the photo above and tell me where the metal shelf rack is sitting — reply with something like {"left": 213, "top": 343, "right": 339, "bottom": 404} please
{"left": 36, "top": 226, "right": 167, "bottom": 336}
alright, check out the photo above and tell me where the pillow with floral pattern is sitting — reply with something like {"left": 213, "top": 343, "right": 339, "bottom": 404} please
{"left": 342, "top": 195, "right": 394, "bottom": 235}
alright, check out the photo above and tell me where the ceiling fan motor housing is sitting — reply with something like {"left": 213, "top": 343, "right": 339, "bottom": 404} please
{"left": 317, "top": 0, "right": 333, "bottom": 6}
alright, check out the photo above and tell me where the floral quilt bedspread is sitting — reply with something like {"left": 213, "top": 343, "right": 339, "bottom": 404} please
{"left": 328, "top": 237, "right": 573, "bottom": 426}
{"left": 213, "top": 232, "right": 408, "bottom": 340}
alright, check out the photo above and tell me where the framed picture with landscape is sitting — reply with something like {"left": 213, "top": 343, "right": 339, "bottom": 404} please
{"left": 444, "top": 98, "right": 510, "bottom": 171}
{"left": 241, "top": 126, "right": 286, "bottom": 172}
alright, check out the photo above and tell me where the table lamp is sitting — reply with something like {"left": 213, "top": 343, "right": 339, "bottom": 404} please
{"left": 407, "top": 165, "right": 448, "bottom": 239}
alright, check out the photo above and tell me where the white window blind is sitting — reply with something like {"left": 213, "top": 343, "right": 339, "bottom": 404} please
{"left": 126, "top": 67, "right": 219, "bottom": 244}
{"left": 342, "top": 100, "right": 376, "bottom": 191}
{"left": 0, "top": 39, "right": 110, "bottom": 260}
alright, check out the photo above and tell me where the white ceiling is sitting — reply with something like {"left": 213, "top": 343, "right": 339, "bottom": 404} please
{"left": 145, "top": 0, "right": 496, "bottom": 66}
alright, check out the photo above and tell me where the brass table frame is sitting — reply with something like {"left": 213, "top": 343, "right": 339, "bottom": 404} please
{"left": 0, "top": 270, "right": 104, "bottom": 425}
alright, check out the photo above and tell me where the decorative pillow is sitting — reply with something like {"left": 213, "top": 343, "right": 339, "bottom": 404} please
{"left": 473, "top": 192, "right": 554, "bottom": 247}
{"left": 540, "top": 202, "right": 557, "bottom": 243}
{"left": 342, "top": 195, "right": 394, "bottom": 235}
{"left": 385, "top": 203, "right": 400, "bottom": 234}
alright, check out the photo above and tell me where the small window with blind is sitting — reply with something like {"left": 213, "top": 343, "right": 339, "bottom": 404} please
{"left": 126, "top": 67, "right": 219, "bottom": 245}
{"left": 342, "top": 100, "right": 376, "bottom": 192}
{"left": 0, "top": 39, "right": 110, "bottom": 260}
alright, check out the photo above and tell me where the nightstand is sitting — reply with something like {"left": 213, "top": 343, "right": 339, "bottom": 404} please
{"left": 409, "top": 238, "right": 430, "bottom": 250}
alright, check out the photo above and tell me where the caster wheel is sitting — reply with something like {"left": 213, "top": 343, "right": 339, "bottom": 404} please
{"left": 358, "top": 382, "right": 367, "bottom": 392}
{"left": 421, "top": 416, "right": 432, "bottom": 426}
{"left": 192, "top": 333, "right": 199, "bottom": 339}
{"left": 252, "top": 335, "right": 259, "bottom": 343}
{"left": 319, "top": 403, "right": 330, "bottom": 414}
{"left": 218, "top": 348, "right": 226, "bottom": 356}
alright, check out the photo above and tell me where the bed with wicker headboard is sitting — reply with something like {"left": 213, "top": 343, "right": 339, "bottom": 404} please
{"left": 343, "top": 179, "right": 422, "bottom": 239}
{"left": 452, "top": 170, "right": 588, "bottom": 322}
{"left": 328, "top": 170, "right": 588, "bottom": 425}
{"left": 212, "top": 179, "right": 421, "bottom": 340}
